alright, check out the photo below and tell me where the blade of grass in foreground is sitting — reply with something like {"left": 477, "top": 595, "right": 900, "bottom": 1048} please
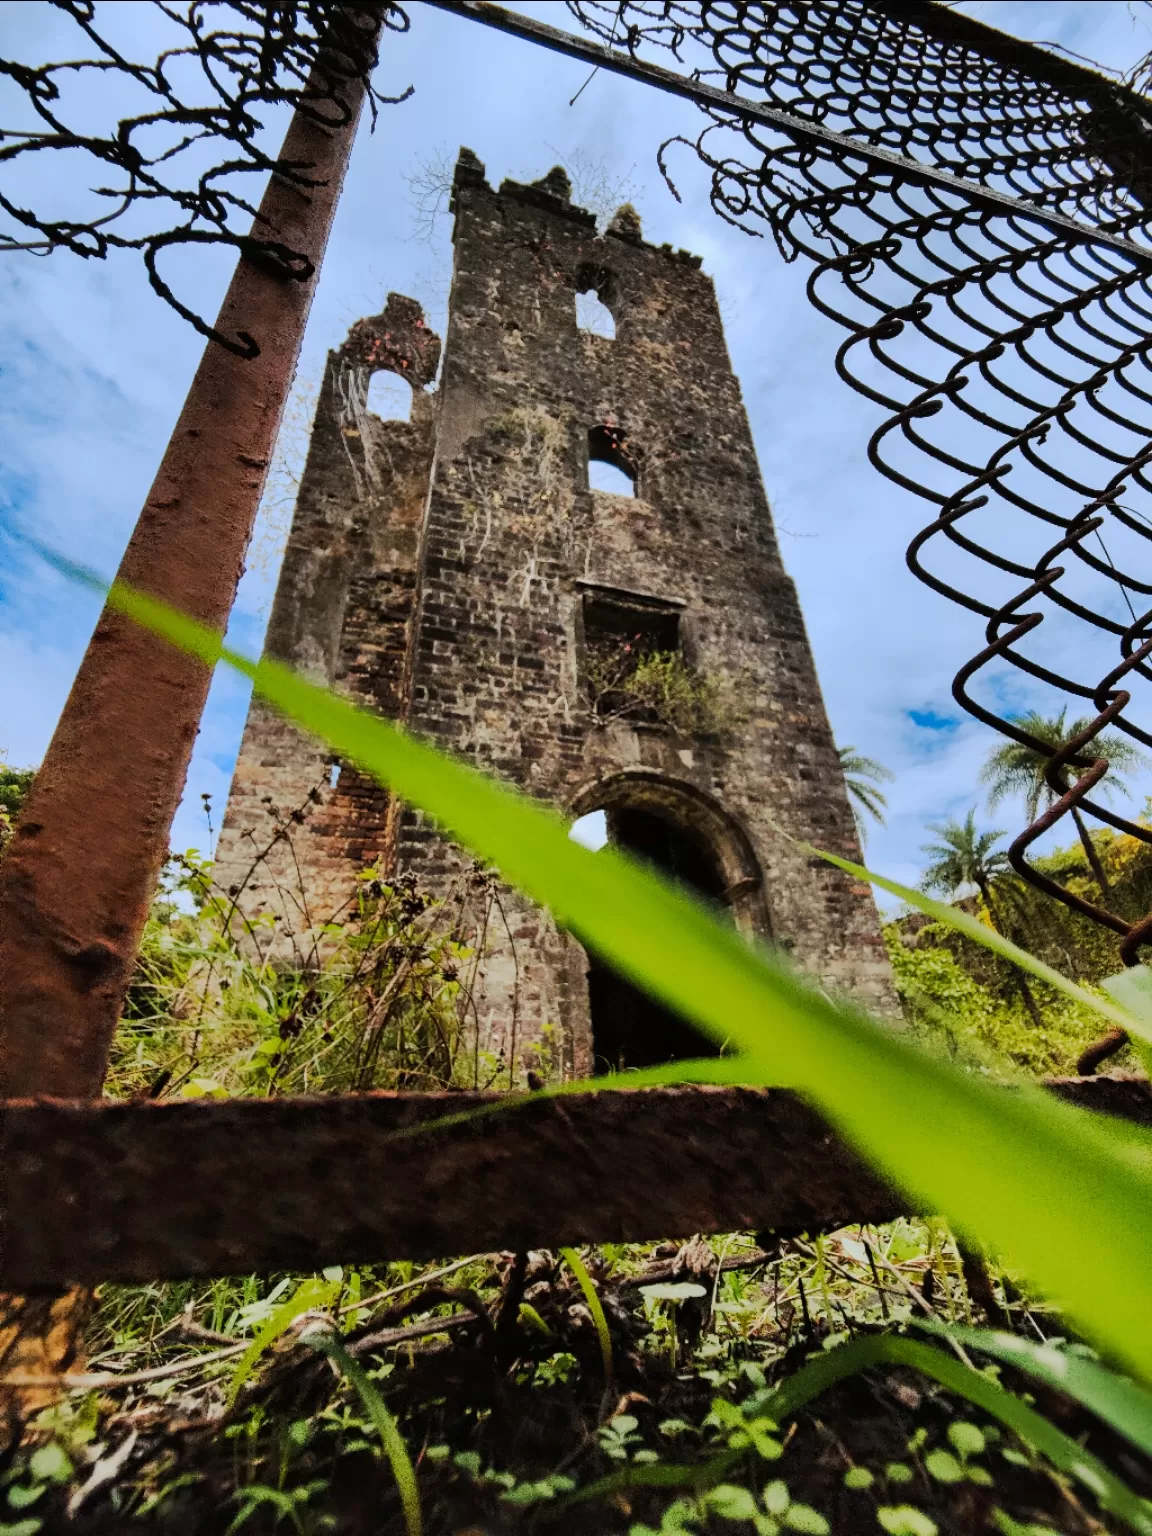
{"left": 791, "top": 833, "right": 1150, "bottom": 1053}
{"left": 566, "top": 1336, "right": 1152, "bottom": 1535}
{"left": 917, "top": 1319, "right": 1152, "bottom": 1459}
{"left": 45, "top": 560, "right": 1152, "bottom": 1388}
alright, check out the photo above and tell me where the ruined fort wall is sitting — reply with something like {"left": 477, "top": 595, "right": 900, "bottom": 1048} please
{"left": 390, "top": 157, "right": 895, "bottom": 1072}
{"left": 214, "top": 297, "right": 440, "bottom": 938}
{"left": 217, "top": 151, "right": 894, "bottom": 1069}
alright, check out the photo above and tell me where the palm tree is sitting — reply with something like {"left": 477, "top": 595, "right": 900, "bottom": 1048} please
{"left": 980, "top": 708, "right": 1147, "bottom": 902}
{"left": 922, "top": 811, "right": 1043, "bottom": 1027}
{"left": 838, "top": 746, "right": 894, "bottom": 846}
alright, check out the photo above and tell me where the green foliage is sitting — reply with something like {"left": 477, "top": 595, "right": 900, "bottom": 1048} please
{"left": 0, "top": 756, "right": 34, "bottom": 850}
{"left": 921, "top": 810, "right": 1009, "bottom": 901}
{"left": 303, "top": 1331, "right": 422, "bottom": 1536}
{"left": 587, "top": 643, "right": 747, "bottom": 738}
{"left": 87, "top": 569, "right": 1152, "bottom": 1390}
{"left": 982, "top": 708, "right": 1147, "bottom": 823}
{"left": 24, "top": 552, "right": 1152, "bottom": 1534}
{"left": 109, "top": 849, "right": 474, "bottom": 1101}
{"left": 838, "top": 745, "right": 894, "bottom": 843}
{"left": 883, "top": 923, "right": 1102, "bottom": 1076}
{"left": 560, "top": 1246, "right": 614, "bottom": 1381}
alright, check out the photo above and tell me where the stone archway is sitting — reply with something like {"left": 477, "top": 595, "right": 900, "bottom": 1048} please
{"left": 568, "top": 772, "right": 768, "bottom": 1074}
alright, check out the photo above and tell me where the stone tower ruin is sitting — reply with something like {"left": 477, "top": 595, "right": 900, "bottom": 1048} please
{"left": 216, "top": 149, "right": 895, "bottom": 1078}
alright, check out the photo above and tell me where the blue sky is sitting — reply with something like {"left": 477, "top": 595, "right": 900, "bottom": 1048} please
{"left": 3, "top": 1, "right": 1152, "bottom": 906}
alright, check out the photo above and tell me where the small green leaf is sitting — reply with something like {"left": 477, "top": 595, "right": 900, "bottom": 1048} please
{"left": 999, "top": 1448, "right": 1031, "bottom": 1466}
{"left": 561, "top": 1247, "right": 614, "bottom": 1381}
{"left": 885, "top": 1463, "right": 914, "bottom": 1484}
{"left": 764, "top": 1480, "right": 791, "bottom": 1515}
{"left": 5, "top": 1488, "right": 43, "bottom": 1511}
{"left": 659, "top": 1419, "right": 693, "bottom": 1438}
{"left": 27, "top": 1445, "right": 71, "bottom": 1485}
{"left": 706, "top": 1485, "right": 758, "bottom": 1520}
{"left": 844, "top": 1468, "right": 874, "bottom": 1490}
{"left": 453, "top": 1452, "right": 481, "bottom": 1477}
{"left": 924, "top": 1449, "right": 964, "bottom": 1484}
{"left": 991, "top": 1512, "right": 1058, "bottom": 1536}
{"left": 877, "top": 1510, "right": 938, "bottom": 1536}
{"left": 517, "top": 1302, "right": 553, "bottom": 1336}
{"left": 784, "top": 1507, "right": 830, "bottom": 1535}
{"left": 0, "top": 1520, "right": 44, "bottom": 1536}
{"left": 946, "top": 1422, "right": 986, "bottom": 1458}
{"left": 965, "top": 1466, "right": 994, "bottom": 1486}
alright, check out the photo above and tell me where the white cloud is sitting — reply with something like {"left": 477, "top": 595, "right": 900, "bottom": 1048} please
{"left": 2, "top": 0, "right": 1149, "bottom": 907}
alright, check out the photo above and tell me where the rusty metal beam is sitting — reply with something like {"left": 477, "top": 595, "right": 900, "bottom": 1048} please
{"left": 2, "top": 1078, "right": 1147, "bottom": 1289}
{"left": 0, "top": 12, "right": 381, "bottom": 1103}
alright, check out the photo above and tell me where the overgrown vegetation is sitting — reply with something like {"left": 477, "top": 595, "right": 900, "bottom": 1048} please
{"left": 586, "top": 641, "right": 747, "bottom": 738}
{"left": 0, "top": 758, "right": 34, "bottom": 851}
{"left": 4, "top": 769, "right": 1150, "bottom": 1531}
{"left": 9, "top": 574, "right": 1152, "bottom": 1536}
{"left": 887, "top": 814, "right": 1152, "bottom": 1077}
{"left": 12, "top": 1222, "right": 1143, "bottom": 1534}
{"left": 108, "top": 791, "right": 541, "bottom": 1101}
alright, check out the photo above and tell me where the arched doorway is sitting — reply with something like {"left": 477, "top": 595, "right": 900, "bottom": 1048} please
{"left": 569, "top": 775, "right": 767, "bottom": 1075}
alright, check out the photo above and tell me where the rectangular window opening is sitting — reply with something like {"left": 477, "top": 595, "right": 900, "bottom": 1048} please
{"left": 582, "top": 593, "right": 682, "bottom": 724}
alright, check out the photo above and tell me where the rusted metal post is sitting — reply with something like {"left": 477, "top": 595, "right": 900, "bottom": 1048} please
{"left": 0, "top": 21, "right": 378, "bottom": 1102}
{"left": 0, "top": 10, "right": 381, "bottom": 1441}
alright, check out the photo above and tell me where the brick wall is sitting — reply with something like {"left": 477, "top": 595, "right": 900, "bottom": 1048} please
{"left": 218, "top": 150, "right": 896, "bottom": 1070}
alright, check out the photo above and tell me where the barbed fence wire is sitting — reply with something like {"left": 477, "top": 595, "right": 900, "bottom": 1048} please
{"left": 558, "top": 2, "right": 1152, "bottom": 1023}
{"left": 0, "top": 0, "right": 411, "bottom": 354}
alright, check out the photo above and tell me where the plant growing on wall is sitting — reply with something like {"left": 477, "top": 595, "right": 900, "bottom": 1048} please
{"left": 586, "top": 637, "right": 746, "bottom": 738}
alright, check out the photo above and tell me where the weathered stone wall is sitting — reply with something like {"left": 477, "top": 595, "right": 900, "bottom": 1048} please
{"left": 218, "top": 149, "right": 896, "bottom": 1063}
{"left": 214, "top": 295, "right": 440, "bottom": 941}
{"left": 388, "top": 153, "right": 895, "bottom": 1072}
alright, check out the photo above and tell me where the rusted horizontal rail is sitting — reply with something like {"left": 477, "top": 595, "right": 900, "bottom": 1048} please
{"left": 3, "top": 1079, "right": 1148, "bottom": 1289}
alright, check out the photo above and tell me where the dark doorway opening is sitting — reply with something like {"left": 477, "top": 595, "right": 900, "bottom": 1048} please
{"left": 588, "top": 805, "right": 728, "bottom": 1074}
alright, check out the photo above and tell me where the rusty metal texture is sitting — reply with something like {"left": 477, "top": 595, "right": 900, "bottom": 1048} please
{"left": 2, "top": 1078, "right": 1148, "bottom": 1289}
{"left": 0, "top": 1086, "right": 897, "bottom": 1287}
{"left": 522, "top": 0, "right": 1152, "bottom": 1060}
{"left": 0, "top": 10, "right": 391, "bottom": 1103}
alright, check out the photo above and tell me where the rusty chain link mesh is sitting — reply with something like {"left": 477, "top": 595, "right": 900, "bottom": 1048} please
{"left": 569, "top": 0, "right": 1152, "bottom": 988}
{"left": 0, "top": 1, "right": 411, "bottom": 354}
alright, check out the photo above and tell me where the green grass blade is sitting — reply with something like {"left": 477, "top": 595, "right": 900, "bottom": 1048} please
{"left": 51, "top": 567, "right": 1152, "bottom": 1386}
{"left": 766, "top": 1335, "right": 1152, "bottom": 1536}
{"left": 566, "top": 1335, "right": 1152, "bottom": 1534}
{"left": 560, "top": 1247, "right": 614, "bottom": 1381}
{"left": 917, "top": 1320, "right": 1152, "bottom": 1459}
{"left": 226, "top": 1277, "right": 339, "bottom": 1407}
{"left": 303, "top": 1330, "right": 421, "bottom": 1536}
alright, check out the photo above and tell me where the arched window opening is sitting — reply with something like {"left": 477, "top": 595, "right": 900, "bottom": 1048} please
{"left": 569, "top": 809, "right": 608, "bottom": 850}
{"left": 575, "top": 262, "right": 616, "bottom": 340}
{"left": 588, "top": 422, "right": 636, "bottom": 497}
{"left": 366, "top": 371, "right": 413, "bottom": 422}
{"left": 577, "top": 290, "right": 616, "bottom": 339}
{"left": 587, "top": 805, "right": 728, "bottom": 1074}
